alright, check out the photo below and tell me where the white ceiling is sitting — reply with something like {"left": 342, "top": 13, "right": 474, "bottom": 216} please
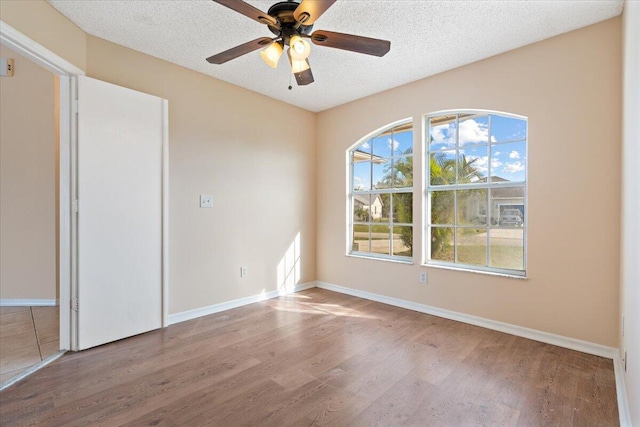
{"left": 48, "top": 0, "right": 623, "bottom": 112}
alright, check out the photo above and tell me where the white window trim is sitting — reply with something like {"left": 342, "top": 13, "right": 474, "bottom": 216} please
{"left": 346, "top": 118, "right": 414, "bottom": 262}
{"left": 423, "top": 109, "right": 528, "bottom": 277}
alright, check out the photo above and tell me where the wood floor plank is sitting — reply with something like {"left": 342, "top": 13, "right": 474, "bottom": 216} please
{"left": 0, "top": 289, "right": 619, "bottom": 426}
{"left": 0, "top": 307, "right": 30, "bottom": 316}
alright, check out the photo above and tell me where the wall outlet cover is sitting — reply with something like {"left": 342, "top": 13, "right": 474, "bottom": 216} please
{"left": 200, "top": 194, "right": 213, "bottom": 208}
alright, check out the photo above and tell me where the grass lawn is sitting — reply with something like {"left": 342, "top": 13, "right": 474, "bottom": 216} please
{"left": 434, "top": 245, "right": 523, "bottom": 270}
{"left": 353, "top": 224, "right": 389, "bottom": 233}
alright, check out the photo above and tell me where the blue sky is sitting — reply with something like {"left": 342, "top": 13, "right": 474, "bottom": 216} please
{"left": 429, "top": 114, "right": 527, "bottom": 183}
{"left": 354, "top": 129, "right": 413, "bottom": 190}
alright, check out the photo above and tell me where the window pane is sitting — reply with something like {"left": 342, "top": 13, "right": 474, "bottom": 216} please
{"left": 491, "top": 140, "right": 526, "bottom": 183}
{"left": 353, "top": 194, "right": 371, "bottom": 222}
{"left": 373, "top": 193, "right": 391, "bottom": 224}
{"left": 489, "top": 228, "right": 524, "bottom": 270}
{"left": 392, "top": 128, "right": 413, "bottom": 156}
{"left": 429, "top": 151, "right": 456, "bottom": 186}
{"left": 393, "top": 193, "right": 413, "bottom": 224}
{"left": 429, "top": 115, "right": 456, "bottom": 151}
{"left": 352, "top": 224, "right": 370, "bottom": 253}
{"left": 490, "top": 115, "right": 527, "bottom": 142}
{"left": 430, "top": 190, "right": 454, "bottom": 225}
{"left": 372, "top": 135, "right": 391, "bottom": 158}
{"left": 353, "top": 141, "right": 372, "bottom": 161}
{"left": 457, "top": 189, "right": 487, "bottom": 226}
{"left": 490, "top": 189, "right": 525, "bottom": 226}
{"left": 392, "top": 226, "right": 412, "bottom": 257}
{"left": 373, "top": 160, "right": 391, "bottom": 189}
{"left": 370, "top": 224, "right": 390, "bottom": 256}
{"left": 353, "top": 161, "right": 371, "bottom": 191}
{"left": 393, "top": 156, "right": 413, "bottom": 187}
{"left": 458, "top": 114, "right": 489, "bottom": 146}
{"left": 498, "top": 204, "right": 525, "bottom": 227}
{"left": 430, "top": 227, "right": 454, "bottom": 262}
{"left": 459, "top": 145, "right": 487, "bottom": 183}
{"left": 457, "top": 228, "right": 487, "bottom": 266}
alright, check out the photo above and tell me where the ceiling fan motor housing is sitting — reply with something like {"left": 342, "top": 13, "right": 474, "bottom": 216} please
{"left": 267, "top": 1, "right": 313, "bottom": 45}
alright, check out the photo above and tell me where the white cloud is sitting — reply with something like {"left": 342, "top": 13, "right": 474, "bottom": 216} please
{"left": 430, "top": 125, "right": 456, "bottom": 148}
{"left": 494, "top": 151, "right": 501, "bottom": 156}
{"left": 509, "top": 150, "right": 520, "bottom": 159}
{"left": 388, "top": 137, "right": 400, "bottom": 151}
{"left": 459, "top": 119, "right": 489, "bottom": 144}
{"left": 466, "top": 155, "right": 502, "bottom": 175}
{"left": 503, "top": 161, "right": 525, "bottom": 174}
{"left": 361, "top": 141, "right": 370, "bottom": 149}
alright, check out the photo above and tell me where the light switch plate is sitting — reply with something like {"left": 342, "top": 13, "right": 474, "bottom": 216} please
{"left": 0, "top": 58, "right": 15, "bottom": 77}
{"left": 200, "top": 194, "right": 213, "bottom": 208}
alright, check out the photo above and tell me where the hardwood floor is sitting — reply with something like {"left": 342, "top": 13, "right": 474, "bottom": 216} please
{"left": 0, "top": 289, "right": 618, "bottom": 426}
{"left": 0, "top": 306, "right": 59, "bottom": 384}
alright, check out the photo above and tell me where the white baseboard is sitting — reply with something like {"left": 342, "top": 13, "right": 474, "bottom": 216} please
{"left": 613, "top": 350, "right": 632, "bottom": 427}
{"left": 0, "top": 299, "right": 58, "bottom": 307}
{"left": 168, "top": 282, "right": 316, "bottom": 325}
{"left": 315, "top": 281, "right": 618, "bottom": 359}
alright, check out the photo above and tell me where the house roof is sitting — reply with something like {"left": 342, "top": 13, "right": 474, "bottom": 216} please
{"left": 353, "top": 150, "right": 387, "bottom": 165}
{"left": 354, "top": 194, "right": 382, "bottom": 206}
{"left": 477, "top": 176, "right": 524, "bottom": 198}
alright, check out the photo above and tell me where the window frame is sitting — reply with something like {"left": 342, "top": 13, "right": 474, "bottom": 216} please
{"left": 347, "top": 118, "right": 414, "bottom": 263}
{"left": 423, "top": 110, "right": 528, "bottom": 277}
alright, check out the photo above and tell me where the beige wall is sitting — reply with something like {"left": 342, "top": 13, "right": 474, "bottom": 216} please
{"left": 0, "top": 0, "right": 87, "bottom": 71}
{"left": 316, "top": 18, "right": 622, "bottom": 347}
{"left": 85, "top": 36, "right": 317, "bottom": 314}
{"left": 0, "top": 45, "right": 57, "bottom": 300}
{"left": 621, "top": 2, "right": 639, "bottom": 423}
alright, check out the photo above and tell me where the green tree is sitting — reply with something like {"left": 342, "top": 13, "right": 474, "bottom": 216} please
{"left": 429, "top": 152, "right": 481, "bottom": 258}
{"left": 381, "top": 148, "right": 414, "bottom": 254}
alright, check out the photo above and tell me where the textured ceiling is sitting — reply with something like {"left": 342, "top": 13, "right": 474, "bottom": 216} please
{"left": 48, "top": 0, "right": 623, "bottom": 112}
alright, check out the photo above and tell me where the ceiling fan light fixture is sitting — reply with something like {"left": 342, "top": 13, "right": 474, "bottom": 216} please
{"left": 289, "top": 35, "right": 311, "bottom": 60}
{"left": 260, "top": 41, "right": 283, "bottom": 68}
{"left": 290, "top": 58, "right": 310, "bottom": 74}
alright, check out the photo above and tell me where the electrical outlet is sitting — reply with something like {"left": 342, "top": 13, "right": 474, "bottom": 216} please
{"left": 240, "top": 267, "right": 247, "bottom": 278}
{"left": 200, "top": 194, "right": 213, "bottom": 208}
{"left": 419, "top": 272, "right": 427, "bottom": 283}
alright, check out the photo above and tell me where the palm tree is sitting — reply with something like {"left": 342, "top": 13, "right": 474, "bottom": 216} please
{"left": 429, "top": 152, "right": 481, "bottom": 258}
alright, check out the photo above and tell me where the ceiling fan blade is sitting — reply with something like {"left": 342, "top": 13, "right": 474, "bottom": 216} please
{"left": 287, "top": 49, "right": 314, "bottom": 86}
{"left": 206, "top": 37, "right": 274, "bottom": 64}
{"left": 293, "top": 0, "right": 337, "bottom": 25}
{"left": 211, "top": 0, "right": 278, "bottom": 27}
{"left": 311, "top": 30, "right": 391, "bottom": 57}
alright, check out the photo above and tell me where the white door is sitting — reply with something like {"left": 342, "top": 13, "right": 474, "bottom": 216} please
{"left": 76, "top": 76, "right": 167, "bottom": 350}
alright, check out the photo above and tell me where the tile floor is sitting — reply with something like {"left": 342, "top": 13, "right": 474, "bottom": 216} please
{"left": 0, "top": 306, "right": 59, "bottom": 384}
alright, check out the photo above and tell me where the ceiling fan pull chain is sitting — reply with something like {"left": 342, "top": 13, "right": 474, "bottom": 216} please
{"left": 288, "top": 72, "right": 292, "bottom": 90}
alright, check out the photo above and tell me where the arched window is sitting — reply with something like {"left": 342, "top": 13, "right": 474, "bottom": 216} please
{"left": 349, "top": 120, "right": 413, "bottom": 261}
{"left": 426, "top": 111, "right": 527, "bottom": 276}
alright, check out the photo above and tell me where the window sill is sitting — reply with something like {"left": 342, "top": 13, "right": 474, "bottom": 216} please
{"left": 422, "top": 262, "right": 528, "bottom": 280}
{"left": 347, "top": 253, "right": 414, "bottom": 265}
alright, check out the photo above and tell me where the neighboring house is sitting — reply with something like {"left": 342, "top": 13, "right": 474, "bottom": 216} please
{"left": 354, "top": 194, "right": 383, "bottom": 220}
{"left": 353, "top": 149, "right": 387, "bottom": 164}
{"left": 462, "top": 176, "right": 525, "bottom": 225}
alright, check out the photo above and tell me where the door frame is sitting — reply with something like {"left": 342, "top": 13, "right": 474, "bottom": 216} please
{"left": 0, "top": 21, "right": 169, "bottom": 352}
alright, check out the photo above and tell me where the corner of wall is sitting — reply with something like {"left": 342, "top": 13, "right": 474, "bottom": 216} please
{"left": 0, "top": 0, "right": 87, "bottom": 71}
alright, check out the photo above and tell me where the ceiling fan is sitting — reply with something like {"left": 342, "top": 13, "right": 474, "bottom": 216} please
{"left": 206, "top": 0, "right": 391, "bottom": 86}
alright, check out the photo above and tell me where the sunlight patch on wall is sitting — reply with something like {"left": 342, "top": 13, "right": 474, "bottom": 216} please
{"left": 277, "top": 232, "right": 301, "bottom": 295}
